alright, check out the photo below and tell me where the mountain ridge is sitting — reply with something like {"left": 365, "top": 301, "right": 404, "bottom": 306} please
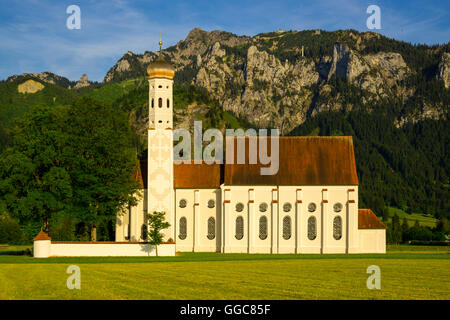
{"left": 101, "top": 28, "right": 449, "bottom": 134}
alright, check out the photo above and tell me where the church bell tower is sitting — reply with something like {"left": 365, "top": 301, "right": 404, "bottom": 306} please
{"left": 146, "top": 40, "right": 175, "bottom": 241}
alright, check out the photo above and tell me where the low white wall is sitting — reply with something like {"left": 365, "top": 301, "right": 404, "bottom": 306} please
{"left": 33, "top": 241, "right": 175, "bottom": 258}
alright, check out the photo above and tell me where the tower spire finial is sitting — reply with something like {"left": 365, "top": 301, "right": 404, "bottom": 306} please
{"left": 159, "top": 31, "right": 162, "bottom": 52}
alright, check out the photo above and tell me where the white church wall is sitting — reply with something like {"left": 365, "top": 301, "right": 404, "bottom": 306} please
{"left": 251, "top": 187, "right": 274, "bottom": 254}
{"left": 115, "top": 190, "right": 146, "bottom": 242}
{"left": 174, "top": 189, "right": 195, "bottom": 251}
{"left": 115, "top": 207, "right": 127, "bottom": 242}
{"left": 196, "top": 189, "right": 221, "bottom": 252}
{"left": 298, "top": 186, "right": 323, "bottom": 253}
{"left": 175, "top": 189, "right": 221, "bottom": 252}
{"left": 221, "top": 185, "right": 358, "bottom": 254}
{"left": 130, "top": 193, "right": 145, "bottom": 242}
{"left": 321, "top": 187, "right": 348, "bottom": 254}
{"left": 347, "top": 187, "right": 359, "bottom": 253}
{"left": 357, "top": 229, "right": 386, "bottom": 253}
{"left": 278, "top": 187, "right": 297, "bottom": 253}
{"left": 222, "top": 186, "right": 261, "bottom": 253}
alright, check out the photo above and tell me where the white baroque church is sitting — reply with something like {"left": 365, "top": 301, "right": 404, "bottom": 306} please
{"left": 115, "top": 55, "right": 386, "bottom": 254}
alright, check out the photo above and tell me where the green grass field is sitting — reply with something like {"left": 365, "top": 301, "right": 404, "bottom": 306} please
{"left": 0, "top": 245, "right": 448, "bottom": 300}
{"left": 387, "top": 206, "right": 438, "bottom": 228}
{"left": 388, "top": 207, "right": 438, "bottom": 228}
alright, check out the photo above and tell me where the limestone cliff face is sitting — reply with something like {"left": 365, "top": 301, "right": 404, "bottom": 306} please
{"left": 103, "top": 28, "right": 448, "bottom": 132}
{"left": 17, "top": 79, "right": 45, "bottom": 94}
{"left": 438, "top": 52, "right": 450, "bottom": 88}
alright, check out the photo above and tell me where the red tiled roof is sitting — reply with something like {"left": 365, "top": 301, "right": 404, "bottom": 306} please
{"left": 139, "top": 160, "right": 221, "bottom": 189}
{"left": 224, "top": 136, "right": 359, "bottom": 186}
{"left": 174, "top": 161, "right": 222, "bottom": 188}
{"left": 358, "top": 209, "right": 387, "bottom": 229}
{"left": 139, "top": 136, "right": 359, "bottom": 188}
{"left": 33, "top": 230, "right": 51, "bottom": 241}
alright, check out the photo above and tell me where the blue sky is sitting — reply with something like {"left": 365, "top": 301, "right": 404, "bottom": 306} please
{"left": 0, "top": 0, "right": 448, "bottom": 82}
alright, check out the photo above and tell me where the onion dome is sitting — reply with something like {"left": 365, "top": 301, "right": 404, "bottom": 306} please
{"left": 147, "top": 55, "right": 175, "bottom": 79}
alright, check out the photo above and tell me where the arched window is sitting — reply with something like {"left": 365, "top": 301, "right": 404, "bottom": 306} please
{"left": 283, "top": 216, "right": 291, "bottom": 240}
{"left": 307, "top": 216, "right": 317, "bottom": 240}
{"left": 151, "top": 98, "right": 154, "bottom": 108}
{"left": 178, "top": 217, "right": 187, "bottom": 240}
{"left": 235, "top": 216, "right": 244, "bottom": 240}
{"left": 141, "top": 224, "right": 147, "bottom": 240}
{"left": 259, "top": 216, "right": 267, "bottom": 240}
{"left": 158, "top": 97, "right": 162, "bottom": 108}
{"left": 167, "top": 99, "right": 170, "bottom": 108}
{"left": 333, "top": 216, "right": 342, "bottom": 240}
{"left": 207, "top": 217, "right": 215, "bottom": 240}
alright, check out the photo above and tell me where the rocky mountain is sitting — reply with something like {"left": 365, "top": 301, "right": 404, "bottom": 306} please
{"left": 103, "top": 28, "right": 449, "bottom": 134}
{"left": 7, "top": 72, "right": 74, "bottom": 89}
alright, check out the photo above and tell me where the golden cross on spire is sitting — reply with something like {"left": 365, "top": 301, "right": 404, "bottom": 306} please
{"left": 159, "top": 31, "right": 162, "bottom": 52}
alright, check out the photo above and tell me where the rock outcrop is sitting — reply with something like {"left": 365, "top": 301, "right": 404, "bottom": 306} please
{"left": 438, "top": 52, "right": 450, "bottom": 88}
{"left": 72, "top": 74, "right": 91, "bottom": 89}
{"left": 17, "top": 79, "right": 45, "bottom": 93}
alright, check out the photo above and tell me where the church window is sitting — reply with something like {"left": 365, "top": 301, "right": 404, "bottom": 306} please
{"left": 179, "top": 199, "right": 187, "bottom": 208}
{"left": 235, "top": 216, "right": 244, "bottom": 240}
{"left": 259, "top": 202, "right": 268, "bottom": 212}
{"left": 151, "top": 98, "right": 154, "bottom": 108}
{"left": 167, "top": 99, "right": 170, "bottom": 108}
{"left": 259, "top": 216, "right": 267, "bottom": 240}
{"left": 283, "top": 202, "right": 292, "bottom": 212}
{"left": 141, "top": 224, "right": 148, "bottom": 240}
{"left": 236, "top": 202, "right": 244, "bottom": 212}
{"left": 283, "top": 216, "right": 291, "bottom": 240}
{"left": 158, "top": 85, "right": 162, "bottom": 88}
{"left": 207, "top": 217, "right": 215, "bottom": 240}
{"left": 308, "top": 202, "right": 317, "bottom": 212}
{"left": 207, "top": 199, "right": 215, "bottom": 208}
{"left": 158, "top": 97, "right": 162, "bottom": 108}
{"left": 333, "top": 216, "right": 342, "bottom": 240}
{"left": 334, "top": 202, "right": 343, "bottom": 212}
{"left": 308, "top": 216, "right": 317, "bottom": 240}
{"left": 178, "top": 217, "right": 187, "bottom": 240}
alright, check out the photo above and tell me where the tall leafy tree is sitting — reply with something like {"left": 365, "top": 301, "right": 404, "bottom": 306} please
{"left": 0, "top": 98, "right": 142, "bottom": 241}
{"left": 0, "top": 105, "right": 72, "bottom": 236}
{"left": 64, "top": 97, "right": 141, "bottom": 240}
